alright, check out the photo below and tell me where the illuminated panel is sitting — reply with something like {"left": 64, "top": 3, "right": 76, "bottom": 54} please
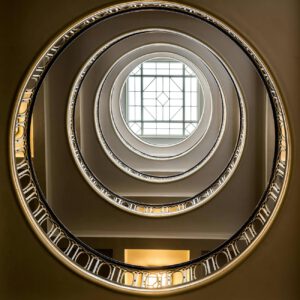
{"left": 124, "top": 249, "right": 190, "bottom": 287}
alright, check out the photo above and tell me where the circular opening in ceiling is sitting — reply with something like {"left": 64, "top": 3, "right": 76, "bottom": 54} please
{"left": 119, "top": 57, "right": 203, "bottom": 147}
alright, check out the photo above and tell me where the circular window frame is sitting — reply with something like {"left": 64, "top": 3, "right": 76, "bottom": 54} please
{"left": 107, "top": 47, "right": 216, "bottom": 160}
{"left": 10, "top": 1, "right": 290, "bottom": 296}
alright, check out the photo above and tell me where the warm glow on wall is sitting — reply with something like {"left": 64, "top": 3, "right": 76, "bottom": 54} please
{"left": 124, "top": 249, "right": 190, "bottom": 287}
{"left": 15, "top": 106, "right": 34, "bottom": 158}
{"left": 125, "top": 249, "right": 190, "bottom": 266}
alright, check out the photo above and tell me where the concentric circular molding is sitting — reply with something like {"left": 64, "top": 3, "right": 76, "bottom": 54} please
{"left": 92, "top": 38, "right": 228, "bottom": 182}
{"left": 10, "top": 1, "right": 290, "bottom": 295}
{"left": 67, "top": 27, "right": 245, "bottom": 209}
{"left": 107, "top": 48, "right": 214, "bottom": 160}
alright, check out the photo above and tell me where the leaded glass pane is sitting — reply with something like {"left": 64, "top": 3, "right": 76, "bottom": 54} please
{"left": 125, "top": 58, "right": 201, "bottom": 139}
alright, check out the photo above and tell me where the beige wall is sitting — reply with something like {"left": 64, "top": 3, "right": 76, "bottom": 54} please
{"left": 0, "top": 0, "right": 299, "bottom": 299}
